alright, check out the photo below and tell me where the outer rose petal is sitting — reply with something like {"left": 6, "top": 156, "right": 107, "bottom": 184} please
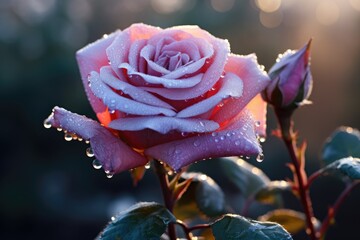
{"left": 212, "top": 54, "right": 270, "bottom": 130}
{"left": 45, "top": 107, "right": 147, "bottom": 174}
{"left": 245, "top": 94, "right": 267, "bottom": 137}
{"left": 145, "top": 110, "right": 261, "bottom": 171}
{"left": 109, "top": 116, "right": 219, "bottom": 134}
{"left": 76, "top": 31, "right": 119, "bottom": 113}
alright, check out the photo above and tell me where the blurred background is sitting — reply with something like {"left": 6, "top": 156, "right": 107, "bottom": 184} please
{"left": 0, "top": 0, "right": 359, "bottom": 239}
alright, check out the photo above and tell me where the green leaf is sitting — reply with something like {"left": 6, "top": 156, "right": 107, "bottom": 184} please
{"left": 220, "top": 157, "right": 270, "bottom": 197}
{"left": 258, "top": 209, "right": 306, "bottom": 234}
{"left": 322, "top": 127, "right": 360, "bottom": 165}
{"left": 255, "top": 181, "right": 291, "bottom": 205}
{"left": 174, "top": 172, "right": 226, "bottom": 219}
{"left": 211, "top": 214, "right": 293, "bottom": 240}
{"left": 321, "top": 157, "right": 360, "bottom": 180}
{"left": 98, "top": 202, "right": 176, "bottom": 240}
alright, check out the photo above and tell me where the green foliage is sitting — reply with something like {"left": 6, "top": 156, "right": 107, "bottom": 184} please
{"left": 174, "top": 172, "right": 226, "bottom": 219}
{"left": 322, "top": 127, "right": 360, "bottom": 165}
{"left": 220, "top": 157, "right": 270, "bottom": 198}
{"left": 211, "top": 214, "right": 293, "bottom": 240}
{"left": 320, "top": 157, "right": 360, "bottom": 181}
{"left": 255, "top": 181, "right": 291, "bottom": 205}
{"left": 97, "top": 202, "right": 175, "bottom": 240}
{"left": 258, "top": 209, "right": 307, "bottom": 234}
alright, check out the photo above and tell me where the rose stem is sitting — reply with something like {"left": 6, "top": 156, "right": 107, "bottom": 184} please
{"left": 319, "top": 181, "right": 359, "bottom": 239}
{"left": 275, "top": 108, "right": 318, "bottom": 240}
{"left": 153, "top": 160, "right": 177, "bottom": 240}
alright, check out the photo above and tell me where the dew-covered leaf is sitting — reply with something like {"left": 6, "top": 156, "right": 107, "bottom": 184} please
{"left": 255, "top": 180, "right": 291, "bottom": 204}
{"left": 174, "top": 172, "right": 226, "bottom": 219}
{"left": 258, "top": 209, "right": 306, "bottom": 234}
{"left": 97, "top": 202, "right": 175, "bottom": 240}
{"left": 321, "top": 157, "right": 360, "bottom": 181}
{"left": 211, "top": 214, "right": 293, "bottom": 240}
{"left": 322, "top": 127, "right": 360, "bottom": 165}
{"left": 220, "top": 157, "right": 270, "bottom": 197}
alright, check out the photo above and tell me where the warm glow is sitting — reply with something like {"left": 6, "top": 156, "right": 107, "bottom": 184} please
{"left": 255, "top": 0, "right": 282, "bottom": 13}
{"left": 316, "top": 0, "right": 340, "bottom": 26}
{"left": 211, "top": 0, "right": 235, "bottom": 12}
{"left": 259, "top": 10, "right": 283, "bottom": 28}
{"left": 349, "top": 0, "right": 360, "bottom": 11}
{"left": 151, "top": 0, "right": 188, "bottom": 14}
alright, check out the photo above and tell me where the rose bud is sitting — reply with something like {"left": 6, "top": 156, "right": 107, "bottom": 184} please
{"left": 262, "top": 40, "right": 313, "bottom": 109}
{"left": 44, "top": 23, "right": 270, "bottom": 175}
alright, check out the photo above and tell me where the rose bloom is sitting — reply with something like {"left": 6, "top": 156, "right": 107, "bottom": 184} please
{"left": 45, "top": 23, "right": 270, "bottom": 175}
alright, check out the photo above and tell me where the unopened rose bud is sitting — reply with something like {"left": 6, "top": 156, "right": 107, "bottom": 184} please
{"left": 262, "top": 40, "right": 313, "bottom": 109}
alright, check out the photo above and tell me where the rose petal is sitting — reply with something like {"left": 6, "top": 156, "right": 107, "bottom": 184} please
{"left": 119, "top": 63, "right": 203, "bottom": 88}
{"left": 145, "top": 110, "right": 261, "bottom": 171}
{"left": 76, "top": 31, "right": 119, "bottom": 113}
{"left": 107, "top": 23, "right": 161, "bottom": 77}
{"left": 45, "top": 107, "right": 147, "bottom": 174}
{"left": 140, "top": 39, "right": 229, "bottom": 100}
{"left": 88, "top": 71, "right": 176, "bottom": 116}
{"left": 128, "top": 39, "right": 147, "bottom": 72}
{"left": 176, "top": 72, "right": 243, "bottom": 118}
{"left": 212, "top": 54, "right": 270, "bottom": 124}
{"left": 100, "top": 66, "right": 174, "bottom": 109}
{"left": 140, "top": 45, "right": 171, "bottom": 75}
{"left": 109, "top": 117, "right": 219, "bottom": 134}
{"left": 245, "top": 94, "right": 267, "bottom": 136}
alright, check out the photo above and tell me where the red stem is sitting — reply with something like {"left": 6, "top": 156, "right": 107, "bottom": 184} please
{"left": 154, "top": 160, "right": 177, "bottom": 240}
{"left": 276, "top": 109, "right": 318, "bottom": 240}
{"left": 319, "top": 182, "right": 359, "bottom": 238}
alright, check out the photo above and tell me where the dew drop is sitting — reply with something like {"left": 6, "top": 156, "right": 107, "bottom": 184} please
{"left": 167, "top": 170, "right": 174, "bottom": 176}
{"left": 226, "top": 132, "right": 232, "bottom": 137}
{"left": 109, "top": 109, "right": 115, "bottom": 114}
{"left": 211, "top": 132, "right": 218, "bottom": 137}
{"left": 111, "top": 216, "right": 115, "bottom": 221}
{"left": 144, "top": 162, "right": 151, "bottom": 169}
{"left": 106, "top": 173, "right": 113, "bottom": 179}
{"left": 199, "top": 121, "right": 205, "bottom": 127}
{"left": 235, "top": 140, "right": 241, "bottom": 146}
{"left": 78, "top": 137, "right": 83, "bottom": 142}
{"left": 255, "top": 121, "right": 261, "bottom": 127}
{"left": 43, "top": 120, "right": 52, "bottom": 129}
{"left": 245, "top": 156, "right": 250, "bottom": 160}
{"left": 85, "top": 140, "right": 90, "bottom": 144}
{"left": 92, "top": 159, "right": 102, "bottom": 169}
{"left": 64, "top": 133, "right": 73, "bottom": 141}
{"left": 57, "top": 127, "right": 63, "bottom": 132}
{"left": 124, "top": 104, "right": 129, "bottom": 109}
{"left": 214, "top": 138, "right": 219, "bottom": 143}
{"left": 181, "top": 132, "right": 188, "bottom": 137}
{"left": 86, "top": 147, "right": 94, "bottom": 157}
{"left": 220, "top": 136, "right": 225, "bottom": 141}
{"left": 259, "top": 137, "right": 266, "bottom": 143}
{"left": 256, "top": 153, "right": 264, "bottom": 162}
{"left": 193, "top": 140, "right": 201, "bottom": 147}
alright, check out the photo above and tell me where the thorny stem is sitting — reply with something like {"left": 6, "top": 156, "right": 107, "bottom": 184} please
{"left": 319, "top": 182, "right": 359, "bottom": 239}
{"left": 276, "top": 108, "right": 318, "bottom": 240}
{"left": 154, "top": 160, "right": 177, "bottom": 240}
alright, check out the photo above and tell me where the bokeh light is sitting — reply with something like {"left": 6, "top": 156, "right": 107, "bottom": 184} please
{"left": 259, "top": 10, "right": 283, "bottom": 28}
{"left": 211, "top": 0, "right": 236, "bottom": 12}
{"left": 316, "top": 0, "right": 340, "bottom": 26}
{"left": 255, "top": 0, "right": 282, "bottom": 13}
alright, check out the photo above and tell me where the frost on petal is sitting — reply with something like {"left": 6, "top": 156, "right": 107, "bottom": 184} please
{"left": 88, "top": 71, "right": 176, "bottom": 116}
{"left": 119, "top": 63, "right": 203, "bottom": 89}
{"left": 212, "top": 54, "right": 270, "bottom": 124}
{"left": 100, "top": 66, "right": 174, "bottom": 110}
{"left": 45, "top": 107, "right": 148, "bottom": 174}
{"left": 176, "top": 72, "right": 243, "bottom": 118}
{"left": 145, "top": 110, "right": 261, "bottom": 171}
{"left": 76, "top": 31, "right": 119, "bottom": 113}
{"left": 109, "top": 116, "right": 219, "bottom": 134}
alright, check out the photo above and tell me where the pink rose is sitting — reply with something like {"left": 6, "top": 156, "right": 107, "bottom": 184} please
{"left": 45, "top": 23, "right": 270, "bottom": 175}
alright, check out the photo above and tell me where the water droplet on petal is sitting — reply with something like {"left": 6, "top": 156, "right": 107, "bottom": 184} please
{"left": 92, "top": 159, "right": 102, "bottom": 169}
{"left": 43, "top": 120, "right": 52, "bottom": 129}
{"left": 57, "top": 127, "right": 63, "bottom": 132}
{"left": 220, "top": 136, "right": 225, "bottom": 141}
{"left": 85, "top": 140, "right": 90, "bottom": 144}
{"left": 199, "top": 121, "right": 205, "bottom": 127}
{"left": 193, "top": 140, "right": 201, "bottom": 147}
{"left": 255, "top": 121, "right": 261, "bottom": 127}
{"left": 226, "top": 132, "right": 232, "bottom": 137}
{"left": 86, "top": 147, "right": 94, "bottom": 157}
{"left": 256, "top": 153, "right": 264, "bottom": 162}
{"left": 211, "top": 132, "right": 218, "bottom": 137}
{"left": 235, "top": 140, "right": 241, "bottom": 146}
{"left": 110, "top": 216, "right": 115, "bottom": 221}
{"left": 144, "top": 162, "right": 151, "bottom": 169}
{"left": 106, "top": 173, "right": 113, "bottom": 179}
{"left": 245, "top": 156, "right": 250, "bottom": 159}
{"left": 214, "top": 138, "right": 219, "bottom": 143}
{"left": 259, "top": 137, "right": 266, "bottom": 143}
{"left": 181, "top": 132, "right": 188, "bottom": 137}
{"left": 64, "top": 133, "right": 72, "bottom": 141}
